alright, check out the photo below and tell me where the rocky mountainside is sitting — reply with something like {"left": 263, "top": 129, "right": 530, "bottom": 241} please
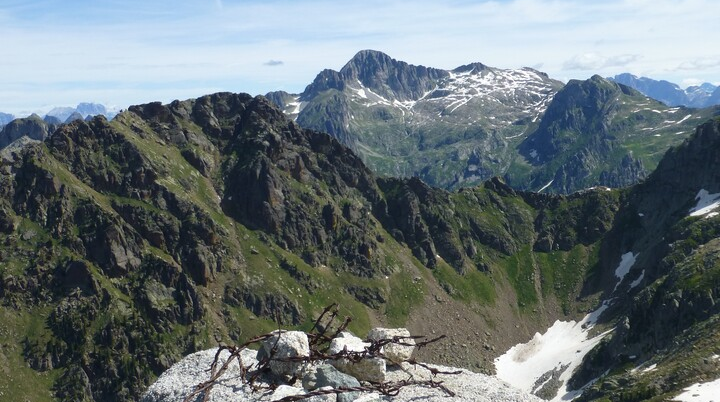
{"left": 512, "top": 75, "right": 718, "bottom": 193}
{"left": 0, "top": 114, "right": 57, "bottom": 150}
{"left": 610, "top": 73, "right": 719, "bottom": 108}
{"left": 269, "top": 51, "right": 717, "bottom": 193}
{"left": 268, "top": 50, "right": 564, "bottom": 189}
{"left": 0, "top": 92, "right": 719, "bottom": 402}
{"left": 566, "top": 118, "right": 720, "bottom": 401}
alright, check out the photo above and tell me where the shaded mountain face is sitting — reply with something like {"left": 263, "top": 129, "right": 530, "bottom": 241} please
{"left": 610, "top": 73, "right": 719, "bottom": 108}
{"left": 570, "top": 118, "right": 720, "bottom": 401}
{"left": 0, "top": 114, "right": 57, "bottom": 150}
{"left": 1, "top": 91, "right": 719, "bottom": 402}
{"left": 513, "top": 75, "right": 717, "bottom": 193}
{"left": 0, "top": 112, "right": 14, "bottom": 126}
{"left": 270, "top": 51, "right": 715, "bottom": 194}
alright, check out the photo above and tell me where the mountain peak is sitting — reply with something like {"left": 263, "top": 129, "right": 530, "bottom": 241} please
{"left": 452, "top": 62, "right": 489, "bottom": 74}
{"left": 300, "top": 50, "right": 448, "bottom": 102}
{"left": 347, "top": 49, "right": 394, "bottom": 64}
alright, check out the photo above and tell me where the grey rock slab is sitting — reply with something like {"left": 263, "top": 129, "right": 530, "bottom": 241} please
{"left": 262, "top": 330, "right": 310, "bottom": 377}
{"left": 328, "top": 331, "right": 386, "bottom": 383}
{"left": 142, "top": 347, "right": 544, "bottom": 402}
{"left": 367, "top": 328, "right": 415, "bottom": 364}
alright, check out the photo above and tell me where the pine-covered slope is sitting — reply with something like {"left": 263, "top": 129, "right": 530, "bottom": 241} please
{"left": 1, "top": 92, "right": 719, "bottom": 401}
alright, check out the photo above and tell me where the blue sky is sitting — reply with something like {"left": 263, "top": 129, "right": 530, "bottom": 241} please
{"left": 1, "top": 0, "right": 719, "bottom": 114}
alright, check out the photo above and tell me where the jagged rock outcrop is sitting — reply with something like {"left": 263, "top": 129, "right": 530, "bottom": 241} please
{"left": 301, "top": 50, "right": 448, "bottom": 102}
{"left": 0, "top": 114, "right": 56, "bottom": 149}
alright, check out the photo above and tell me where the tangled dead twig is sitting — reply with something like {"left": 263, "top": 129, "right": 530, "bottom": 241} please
{"left": 182, "top": 304, "right": 458, "bottom": 402}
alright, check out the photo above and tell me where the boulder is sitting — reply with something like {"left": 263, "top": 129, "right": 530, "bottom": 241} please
{"left": 303, "top": 364, "right": 361, "bottom": 402}
{"left": 328, "top": 332, "right": 386, "bottom": 383}
{"left": 260, "top": 330, "right": 310, "bottom": 377}
{"left": 367, "top": 328, "right": 415, "bottom": 364}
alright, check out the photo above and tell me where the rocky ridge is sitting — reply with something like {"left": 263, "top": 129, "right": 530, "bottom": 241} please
{"left": 0, "top": 114, "right": 57, "bottom": 150}
{"left": 269, "top": 51, "right": 718, "bottom": 193}
{"left": 0, "top": 91, "right": 719, "bottom": 401}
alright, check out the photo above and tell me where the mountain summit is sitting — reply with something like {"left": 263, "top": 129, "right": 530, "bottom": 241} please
{"left": 301, "top": 50, "right": 449, "bottom": 102}
{"left": 269, "top": 51, "right": 716, "bottom": 193}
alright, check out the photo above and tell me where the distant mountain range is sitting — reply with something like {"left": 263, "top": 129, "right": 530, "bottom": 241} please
{"left": 45, "top": 102, "right": 119, "bottom": 122}
{"left": 0, "top": 102, "right": 119, "bottom": 130}
{"left": 0, "top": 103, "right": 120, "bottom": 149}
{"left": 269, "top": 50, "right": 719, "bottom": 193}
{"left": 609, "top": 73, "right": 720, "bottom": 108}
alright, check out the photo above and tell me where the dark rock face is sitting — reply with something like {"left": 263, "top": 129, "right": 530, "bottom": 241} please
{"left": 517, "top": 76, "right": 656, "bottom": 193}
{"left": 301, "top": 50, "right": 449, "bottom": 102}
{"left": 520, "top": 76, "right": 622, "bottom": 165}
{"left": 0, "top": 112, "right": 14, "bottom": 126}
{"left": 0, "top": 115, "right": 55, "bottom": 149}
{"left": 224, "top": 285, "right": 304, "bottom": 326}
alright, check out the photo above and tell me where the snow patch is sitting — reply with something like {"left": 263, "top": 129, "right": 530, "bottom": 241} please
{"left": 538, "top": 180, "right": 554, "bottom": 193}
{"left": 495, "top": 302, "right": 612, "bottom": 401}
{"left": 676, "top": 114, "right": 692, "bottom": 124}
{"left": 689, "top": 189, "right": 720, "bottom": 217}
{"left": 643, "top": 363, "right": 657, "bottom": 373}
{"left": 630, "top": 362, "right": 657, "bottom": 374}
{"left": 287, "top": 100, "right": 302, "bottom": 115}
{"left": 629, "top": 271, "right": 645, "bottom": 289}
{"left": 613, "top": 252, "right": 637, "bottom": 291}
{"left": 672, "top": 377, "right": 720, "bottom": 402}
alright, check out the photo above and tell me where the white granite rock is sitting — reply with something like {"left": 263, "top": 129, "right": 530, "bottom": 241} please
{"left": 367, "top": 328, "right": 415, "bottom": 364}
{"left": 261, "top": 330, "right": 310, "bottom": 377}
{"left": 328, "top": 332, "right": 386, "bottom": 383}
{"left": 141, "top": 347, "right": 544, "bottom": 402}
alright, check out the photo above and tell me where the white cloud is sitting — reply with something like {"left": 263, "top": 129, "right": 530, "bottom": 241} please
{"left": 1, "top": 0, "right": 720, "bottom": 113}
{"left": 563, "top": 53, "right": 641, "bottom": 71}
{"left": 676, "top": 58, "right": 720, "bottom": 71}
